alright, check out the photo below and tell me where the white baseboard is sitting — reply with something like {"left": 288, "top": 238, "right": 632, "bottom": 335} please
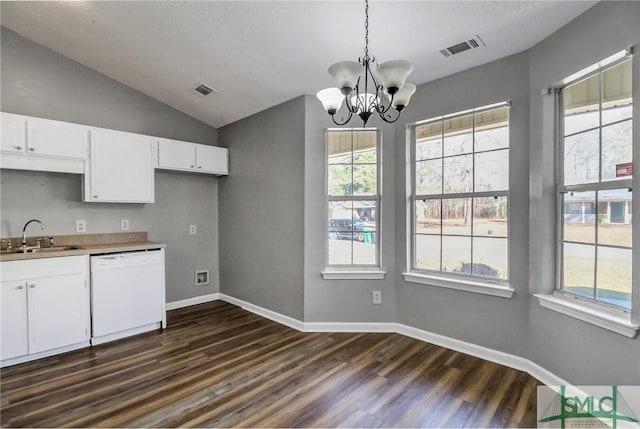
{"left": 219, "top": 294, "right": 306, "bottom": 331}
{"left": 174, "top": 293, "right": 569, "bottom": 387}
{"left": 166, "top": 293, "right": 221, "bottom": 311}
{"left": 304, "top": 322, "right": 396, "bottom": 333}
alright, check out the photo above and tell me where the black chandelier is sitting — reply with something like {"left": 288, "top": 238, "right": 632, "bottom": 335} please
{"left": 316, "top": 0, "right": 416, "bottom": 127}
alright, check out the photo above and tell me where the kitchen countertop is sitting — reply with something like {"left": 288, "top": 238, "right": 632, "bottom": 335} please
{"left": 0, "top": 232, "right": 166, "bottom": 262}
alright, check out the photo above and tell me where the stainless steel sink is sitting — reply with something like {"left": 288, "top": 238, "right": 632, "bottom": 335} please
{"left": 29, "top": 245, "right": 83, "bottom": 253}
{"left": 2, "top": 245, "right": 83, "bottom": 254}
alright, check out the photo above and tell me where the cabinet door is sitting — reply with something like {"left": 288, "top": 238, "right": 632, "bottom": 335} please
{"left": 87, "top": 128, "right": 155, "bottom": 203}
{"left": 27, "top": 116, "right": 88, "bottom": 159}
{"left": 1, "top": 281, "right": 29, "bottom": 360}
{"left": 157, "top": 138, "right": 196, "bottom": 171}
{"left": 1, "top": 112, "right": 27, "bottom": 154}
{"left": 196, "top": 145, "right": 228, "bottom": 175}
{"left": 27, "top": 274, "right": 88, "bottom": 354}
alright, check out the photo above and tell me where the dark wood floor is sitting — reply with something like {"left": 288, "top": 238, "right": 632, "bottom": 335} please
{"left": 1, "top": 301, "right": 539, "bottom": 428}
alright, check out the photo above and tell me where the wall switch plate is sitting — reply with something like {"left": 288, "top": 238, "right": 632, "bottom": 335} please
{"left": 75, "top": 220, "right": 86, "bottom": 233}
{"left": 120, "top": 219, "right": 130, "bottom": 231}
{"left": 372, "top": 290, "right": 382, "bottom": 305}
{"left": 189, "top": 224, "right": 197, "bottom": 235}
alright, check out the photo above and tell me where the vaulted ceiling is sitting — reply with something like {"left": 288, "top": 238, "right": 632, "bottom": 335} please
{"left": 1, "top": 1, "right": 596, "bottom": 128}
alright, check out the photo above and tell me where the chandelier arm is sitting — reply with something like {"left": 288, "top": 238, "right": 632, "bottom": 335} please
{"left": 375, "top": 89, "right": 394, "bottom": 115}
{"left": 331, "top": 111, "right": 354, "bottom": 126}
{"left": 379, "top": 108, "right": 401, "bottom": 124}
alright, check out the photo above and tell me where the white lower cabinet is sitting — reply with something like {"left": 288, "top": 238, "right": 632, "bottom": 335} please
{"left": 0, "top": 256, "right": 90, "bottom": 366}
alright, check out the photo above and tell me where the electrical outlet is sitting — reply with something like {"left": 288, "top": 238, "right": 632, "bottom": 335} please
{"left": 120, "top": 219, "right": 130, "bottom": 231}
{"left": 75, "top": 220, "right": 86, "bottom": 233}
{"left": 372, "top": 290, "right": 382, "bottom": 305}
{"left": 189, "top": 224, "right": 197, "bottom": 235}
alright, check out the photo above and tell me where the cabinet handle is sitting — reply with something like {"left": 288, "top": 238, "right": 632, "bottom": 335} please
{"left": 29, "top": 284, "right": 36, "bottom": 288}
{"left": 29, "top": 147, "right": 35, "bottom": 152}
{"left": 17, "top": 285, "right": 24, "bottom": 290}
{"left": 198, "top": 166, "right": 202, "bottom": 169}
{"left": 93, "top": 195, "right": 98, "bottom": 198}
{"left": 16, "top": 146, "right": 22, "bottom": 150}
{"left": 190, "top": 165, "right": 195, "bottom": 168}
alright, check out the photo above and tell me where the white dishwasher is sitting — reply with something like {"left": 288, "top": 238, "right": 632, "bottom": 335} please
{"left": 90, "top": 249, "right": 166, "bottom": 345}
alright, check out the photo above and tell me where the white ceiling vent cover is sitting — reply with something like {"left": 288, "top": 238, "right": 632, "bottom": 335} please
{"left": 194, "top": 83, "right": 215, "bottom": 96}
{"left": 440, "top": 35, "right": 486, "bottom": 58}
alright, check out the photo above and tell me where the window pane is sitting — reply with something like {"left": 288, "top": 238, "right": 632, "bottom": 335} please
{"left": 353, "top": 130, "right": 376, "bottom": 164}
{"left": 416, "top": 121, "right": 443, "bottom": 160}
{"left": 442, "top": 236, "right": 471, "bottom": 274}
{"left": 564, "top": 74, "right": 600, "bottom": 135}
{"left": 563, "top": 129, "right": 599, "bottom": 185}
{"left": 473, "top": 197, "right": 508, "bottom": 238}
{"left": 602, "top": 105, "right": 633, "bottom": 125}
{"left": 328, "top": 165, "right": 352, "bottom": 196}
{"left": 474, "top": 149, "right": 509, "bottom": 192}
{"left": 415, "top": 234, "right": 440, "bottom": 271}
{"left": 602, "top": 59, "right": 632, "bottom": 125}
{"left": 474, "top": 107, "right": 509, "bottom": 152}
{"left": 601, "top": 120, "right": 633, "bottom": 181}
{"left": 563, "top": 191, "right": 596, "bottom": 244}
{"left": 328, "top": 201, "right": 376, "bottom": 265}
{"left": 442, "top": 198, "right": 471, "bottom": 236}
{"left": 443, "top": 115, "right": 473, "bottom": 156}
{"left": 328, "top": 131, "right": 352, "bottom": 164}
{"left": 563, "top": 242, "right": 595, "bottom": 299}
{"left": 352, "top": 165, "right": 377, "bottom": 196}
{"left": 596, "top": 246, "right": 632, "bottom": 309}
{"left": 416, "top": 159, "right": 442, "bottom": 195}
{"left": 598, "top": 189, "right": 632, "bottom": 247}
{"left": 443, "top": 154, "right": 472, "bottom": 194}
{"left": 415, "top": 199, "right": 441, "bottom": 235}
{"left": 474, "top": 126, "right": 509, "bottom": 152}
{"left": 472, "top": 237, "right": 508, "bottom": 280}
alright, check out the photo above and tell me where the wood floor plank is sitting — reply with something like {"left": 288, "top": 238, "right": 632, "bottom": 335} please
{"left": 0, "top": 301, "right": 539, "bottom": 428}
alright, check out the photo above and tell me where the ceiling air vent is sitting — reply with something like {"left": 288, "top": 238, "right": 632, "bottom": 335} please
{"left": 194, "top": 83, "right": 215, "bottom": 96}
{"left": 440, "top": 35, "right": 486, "bottom": 58}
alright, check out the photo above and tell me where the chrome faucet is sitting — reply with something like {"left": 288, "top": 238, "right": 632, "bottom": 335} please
{"left": 21, "top": 219, "right": 45, "bottom": 247}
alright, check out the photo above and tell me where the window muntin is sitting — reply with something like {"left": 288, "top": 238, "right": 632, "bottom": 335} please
{"left": 558, "top": 55, "right": 633, "bottom": 310}
{"left": 326, "top": 129, "right": 380, "bottom": 267}
{"left": 411, "top": 104, "right": 510, "bottom": 282}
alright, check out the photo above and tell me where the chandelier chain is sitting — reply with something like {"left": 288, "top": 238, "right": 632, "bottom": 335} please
{"left": 364, "top": 0, "right": 369, "bottom": 60}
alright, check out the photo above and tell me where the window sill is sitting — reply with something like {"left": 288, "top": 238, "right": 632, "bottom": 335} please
{"left": 402, "top": 272, "right": 514, "bottom": 298}
{"left": 322, "top": 269, "right": 386, "bottom": 280}
{"left": 534, "top": 293, "right": 638, "bottom": 338}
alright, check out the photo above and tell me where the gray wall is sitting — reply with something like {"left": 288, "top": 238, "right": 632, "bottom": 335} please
{"left": 303, "top": 95, "right": 397, "bottom": 323}
{"left": 393, "top": 52, "right": 532, "bottom": 359}
{"left": 527, "top": 1, "right": 640, "bottom": 385}
{"left": 217, "top": 97, "right": 306, "bottom": 320}
{"left": 1, "top": 27, "right": 221, "bottom": 303}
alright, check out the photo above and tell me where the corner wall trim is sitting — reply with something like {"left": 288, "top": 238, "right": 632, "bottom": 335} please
{"left": 181, "top": 293, "right": 569, "bottom": 387}
{"left": 166, "top": 293, "right": 221, "bottom": 311}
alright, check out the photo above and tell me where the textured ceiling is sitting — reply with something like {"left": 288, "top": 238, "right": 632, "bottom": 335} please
{"left": 1, "top": 1, "right": 596, "bottom": 128}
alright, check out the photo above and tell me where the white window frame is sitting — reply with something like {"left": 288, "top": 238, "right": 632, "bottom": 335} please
{"left": 535, "top": 48, "right": 639, "bottom": 338}
{"left": 322, "top": 128, "right": 385, "bottom": 280}
{"left": 403, "top": 102, "right": 515, "bottom": 298}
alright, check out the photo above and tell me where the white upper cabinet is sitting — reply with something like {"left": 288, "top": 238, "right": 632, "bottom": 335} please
{"left": 157, "top": 138, "right": 196, "bottom": 171}
{"left": 27, "top": 116, "right": 88, "bottom": 159}
{"left": 157, "top": 137, "right": 228, "bottom": 175}
{"left": 196, "top": 144, "right": 228, "bottom": 174}
{"left": 84, "top": 128, "right": 155, "bottom": 203}
{"left": 1, "top": 112, "right": 88, "bottom": 174}
{"left": 0, "top": 112, "right": 26, "bottom": 154}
